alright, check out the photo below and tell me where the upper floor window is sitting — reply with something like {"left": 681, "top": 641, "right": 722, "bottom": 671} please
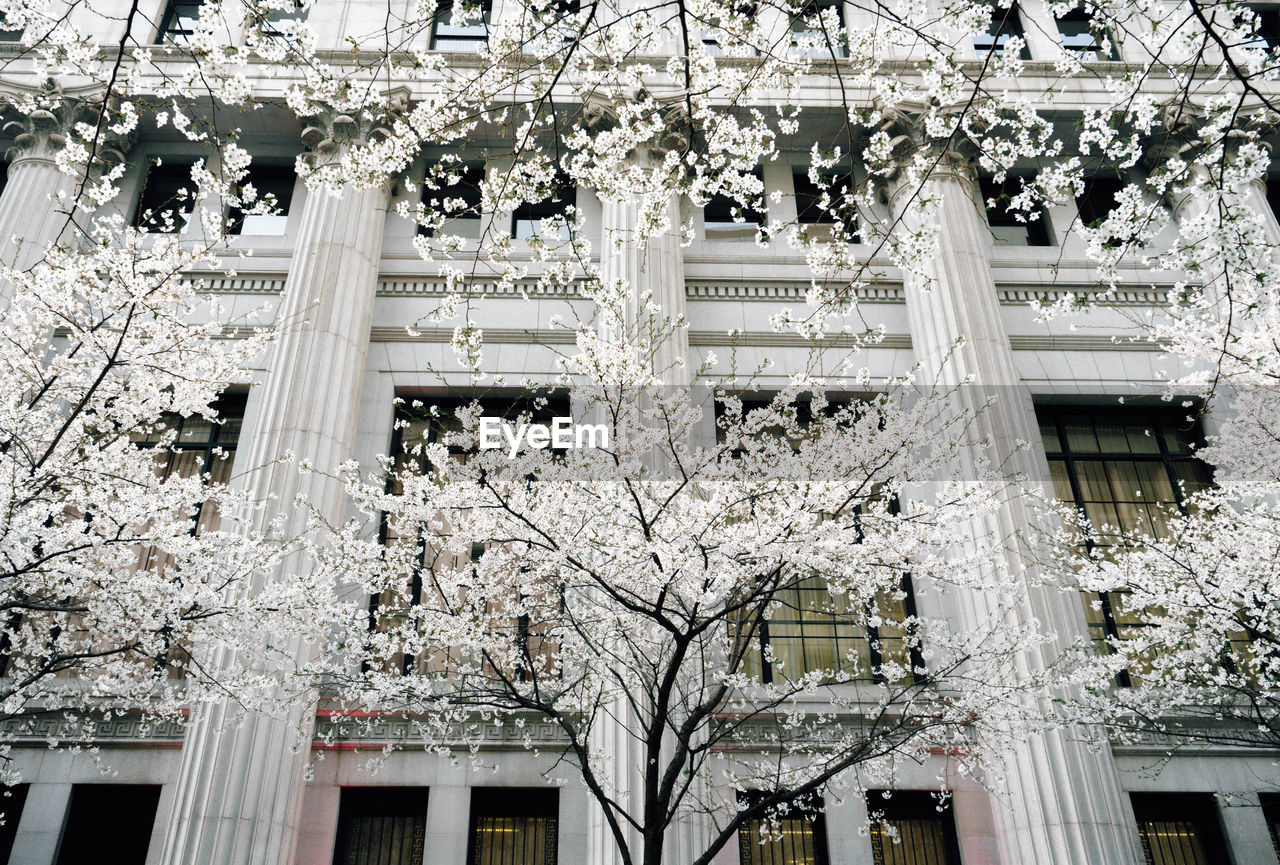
{"left": 332, "top": 787, "right": 429, "bottom": 865}
{"left": 981, "top": 174, "right": 1051, "bottom": 246}
{"left": 133, "top": 157, "right": 198, "bottom": 233}
{"left": 373, "top": 396, "right": 569, "bottom": 677}
{"left": 55, "top": 785, "right": 162, "bottom": 865}
{"left": 1131, "top": 793, "right": 1231, "bottom": 865}
{"left": 0, "top": 12, "right": 24, "bottom": 41}
{"left": 701, "top": 0, "right": 759, "bottom": 54}
{"left": 468, "top": 788, "right": 559, "bottom": 865}
{"left": 794, "top": 169, "right": 859, "bottom": 242}
{"left": 973, "top": 2, "right": 1029, "bottom": 59}
{"left": 228, "top": 163, "right": 295, "bottom": 236}
{"left": 738, "top": 793, "right": 830, "bottom": 865}
{"left": 1243, "top": 6, "right": 1280, "bottom": 49}
{"left": 867, "top": 790, "right": 962, "bottom": 865}
{"left": 157, "top": 0, "right": 201, "bottom": 43}
{"left": 0, "top": 784, "right": 27, "bottom": 865}
{"left": 421, "top": 161, "right": 484, "bottom": 238}
{"left": 790, "top": 0, "right": 847, "bottom": 58}
{"left": 736, "top": 572, "right": 918, "bottom": 685}
{"left": 1039, "top": 407, "right": 1212, "bottom": 685}
{"left": 1056, "top": 5, "right": 1118, "bottom": 60}
{"left": 512, "top": 179, "right": 575, "bottom": 241}
{"left": 704, "top": 170, "right": 765, "bottom": 240}
{"left": 1262, "top": 793, "right": 1280, "bottom": 859}
{"left": 431, "top": 0, "right": 492, "bottom": 50}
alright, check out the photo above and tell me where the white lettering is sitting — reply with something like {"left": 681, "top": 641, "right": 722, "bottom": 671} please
{"left": 552, "top": 416, "right": 573, "bottom": 448}
{"left": 575, "top": 423, "right": 609, "bottom": 449}
{"left": 526, "top": 424, "right": 550, "bottom": 449}
{"left": 479, "top": 417, "right": 502, "bottom": 450}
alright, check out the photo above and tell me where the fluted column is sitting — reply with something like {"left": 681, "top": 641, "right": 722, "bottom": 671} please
{"left": 159, "top": 109, "right": 394, "bottom": 865}
{"left": 882, "top": 118, "right": 1144, "bottom": 865}
{"left": 0, "top": 81, "right": 129, "bottom": 304}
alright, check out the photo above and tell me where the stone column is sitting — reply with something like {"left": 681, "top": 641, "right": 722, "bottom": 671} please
{"left": 880, "top": 110, "right": 1144, "bottom": 865}
{"left": 158, "top": 107, "right": 396, "bottom": 865}
{"left": 0, "top": 81, "right": 130, "bottom": 304}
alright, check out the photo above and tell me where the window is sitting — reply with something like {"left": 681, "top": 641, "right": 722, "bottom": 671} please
{"left": 866, "top": 790, "right": 962, "bottom": 865}
{"left": 1056, "top": 6, "right": 1117, "bottom": 60}
{"left": 973, "top": 3, "right": 1029, "bottom": 58}
{"left": 738, "top": 573, "right": 919, "bottom": 685}
{"left": 431, "top": 0, "right": 492, "bottom": 50}
{"left": 1262, "top": 793, "right": 1280, "bottom": 860}
{"left": 136, "top": 393, "right": 245, "bottom": 531}
{"left": 1243, "top": 6, "right": 1280, "bottom": 49}
{"left": 701, "top": 0, "right": 758, "bottom": 55}
{"left": 794, "top": 169, "right": 858, "bottom": 241}
{"left": 228, "top": 164, "right": 295, "bottom": 236}
{"left": 512, "top": 180, "right": 575, "bottom": 241}
{"left": 421, "top": 162, "right": 484, "bottom": 238}
{"left": 156, "top": 0, "right": 201, "bottom": 43}
{"left": 1074, "top": 173, "right": 1128, "bottom": 234}
{"left": 1131, "top": 794, "right": 1231, "bottom": 865}
{"left": 981, "top": 175, "right": 1051, "bottom": 246}
{"left": 1267, "top": 177, "right": 1280, "bottom": 223}
{"left": 331, "top": 787, "right": 429, "bottom": 865}
{"left": 737, "top": 793, "right": 829, "bottom": 865}
{"left": 789, "top": 0, "right": 846, "bottom": 57}
{"left": 0, "top": 12, "right": 23, "bottom": 41}
{"left": 371, "top": 396, "right": 569, "bottom": 676}
{"left": 133, "top": 157, "right": 197, "bottom": 233}
{"left": 1039, "top": 407, "right": 1212, "bottom": 684}
{"left": 0, "top": 784, "right": 28, "bottom": 864}
{"left": 704, "top": 171, "right": 765, "bottom": 240}
{"left": 256, "top": 0, "right": 306, "bottom": 38}
{"left": 467, "top": 788, "right": 558, "bottom": 865}
{"left": 55, "top": 785, "right": 161, "bottom": 865}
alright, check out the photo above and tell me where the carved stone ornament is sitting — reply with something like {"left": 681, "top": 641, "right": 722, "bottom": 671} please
{"left": 299, "top": 88, "right": 409, "bottom": 168}
{"left": 1, "top": 78, "right": 135, "bottom": 167}
{"left": 872, "top": 99, "right": 984, "bottom": 208}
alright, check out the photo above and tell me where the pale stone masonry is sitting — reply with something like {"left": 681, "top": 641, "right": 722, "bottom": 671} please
{"left": 3, "top": 3, "right": 1280, "bottom": 865}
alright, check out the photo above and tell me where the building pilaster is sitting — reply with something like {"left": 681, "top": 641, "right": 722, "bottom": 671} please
{"left": 0, "top": 80, "right": 131, "bottom": 303}
{"left": 158, "top": 105, "right": 397, "bottom": 865}
{"left": 880, "top": 108, "right": 1144, "bottom": 865}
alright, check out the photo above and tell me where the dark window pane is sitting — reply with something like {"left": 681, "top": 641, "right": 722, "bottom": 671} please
{"left": 1131, "top": 793, "right": 1231, "bottom": 865}
{"left": 981, "top": 174, "right": 1052, "bottom": 246}
{"left": 512, "top": 180, "right": 575, "bottom": 241}
{"left": 974, "top": 3, "right": 1029, "bottom": 58}
{"left": 793, "top": 170, "right": 858, "bottom": 240}
{"left": 421, "top": 162, "right": 485, "bottom": 238}
{"left": 705, "top": 170, "right": 765, "bottom": 240}
{"left": 468, "top": 788, "right": 558, "bottom": 865}
{"left": 157, "top": 0, "right": 202, "bottom": 42}
{"left": 228, "top": 164, "right": 295, "bottom": 236}
{"left": 431, "top": 0, "right": 492, "bottom": 49}
{"left": 332, "top": 787, "right": 429, "bottom": 865}
{"left": 55, "top": 785, "right": 161, "bottom": 865}
{"left": 1075, "top": 175, "right": 1126, "bottom": 228}
{"left": 789, "top": 0, "right": 846, "bottom": 57}
{"left": 134, "top": 158, "right": 197, "bottom": 232}
{"left": 1057, "top": 6, "right": 1117, "bottom": 60}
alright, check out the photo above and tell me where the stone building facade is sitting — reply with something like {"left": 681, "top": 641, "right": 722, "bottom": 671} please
{"left": 1, "top": 1, "right": 1279, "bottom": 864}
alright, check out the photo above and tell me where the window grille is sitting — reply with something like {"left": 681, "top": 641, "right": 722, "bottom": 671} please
{"left": 1131, "top": 793, "right": 1231, "bottom": 865}
{"left": 332, "top": 787, "right": 429, "bottom": 865}
{"left": 737, "top": 793, "right": 829, "bottom": 865}
{"left": 468, "top": 788, "right": 559, "bottom": 865}
{"left": 1038, "top": 407, "right": 1213, "bottom": 685}
{"left": 866, "top": 790, "right": 962, "bottom": 865}
{"left": 431, "top": 0, "right": 492, "bottom": 50}
{"left": 156, "top": 0, "right": 202, "bottom": 43}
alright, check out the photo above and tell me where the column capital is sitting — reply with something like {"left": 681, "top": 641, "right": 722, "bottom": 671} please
{"left": 2, "top": 78, "right": 134, "bottom": 168}
{"left": 871, "top": 99, "right": 983, "bottom": 210}
{"left": 299, "top": 90, "right": 409, "bottom": 170}
{"left": 580, "top": 90, "right": 696, "bottom": 165}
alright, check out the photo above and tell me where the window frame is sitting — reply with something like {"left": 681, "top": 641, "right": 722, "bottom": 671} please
{"left": 1038, "top": 406, "right": 1211, "bottom": 687}
{"left": 331, "top": 787, "right": 430, "bottom": 865}
{"left": 973, "top": 2, "right": 1030, "bottom": 59}
{"left": 866, "top": 789, "right": 963, "bottom": 865}
{"left": 1130, "top": 793, "right": 1232, "bottom": 865}
{"left": 467, "top": 788, "right": 560, "bottom": 865}
{"left": 430, "top": 0, "right": 493, "bottom": 50}
{"left": 132, "top": 156, "right": 199, "bottom": 233}
{"left": 55, "top": 784, "right": 162, "bottom": 865}
{"left": 788, "top": 0, "right": 847, "bottom": 58}
{"left": 736, "top": 791, "right": 831, "bottom": 865}
{"left": 156, "top": 0, "right": 202, "bottom": 43}
{"left": 980, "top": 173, "right": 1052, "bottom": 247}
{"left": 511, "top": 181, "right": 576, "bottom": 241}
{"left": 1056, "top": 5, "right": 1118, "bottom": 60}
